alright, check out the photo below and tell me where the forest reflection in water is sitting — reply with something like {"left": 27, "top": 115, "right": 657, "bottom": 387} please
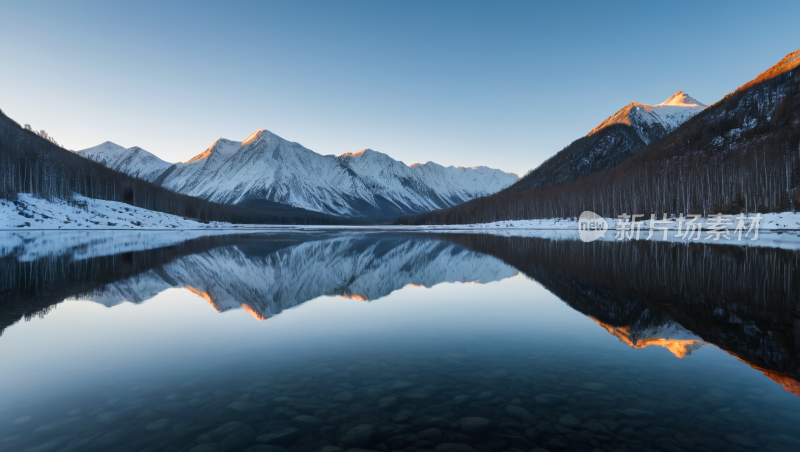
{"left": 0, "top": 231, "right": 799, "bottom": 452}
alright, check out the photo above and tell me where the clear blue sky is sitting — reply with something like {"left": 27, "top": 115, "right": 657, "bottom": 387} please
{"left": 1, "top": 0, "right": 798, "bottom": 176}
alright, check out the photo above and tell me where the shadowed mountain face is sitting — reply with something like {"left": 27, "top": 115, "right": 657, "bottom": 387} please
{"left": 441, "top": 234, "right": 800, "bottom": 397}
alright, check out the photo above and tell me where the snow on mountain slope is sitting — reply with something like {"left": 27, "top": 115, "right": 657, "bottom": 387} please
{"left": 81, "top": 235, "right": 519, "bottom": 319}
{"left": 509, "top": 91, "right": 706, "bottom": 192}
{"left": 159, "top": 129, "right": 374, "bottom": 216}
{"left": 338, "top": 149, "right": 518, "bottom": 214}
{"left": 0, "top": 193, "right": 232, "bottom": 230}
{"left": 80, "top": 130, "right": 517, "bottom": 217}
{"left": 78, "top": 141, "right": 174, "bottom": 181}
{"left": 588, "top": 91, "right": 706, "bottom": 144}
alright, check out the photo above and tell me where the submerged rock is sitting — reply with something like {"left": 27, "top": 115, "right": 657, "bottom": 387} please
{"left": 504, "top": 405, "right": 532, "bottom": 421}
{"left": 534, "top": 394, "right": 566, "bottom": 405}
{"left": 290, "top": 415, "right": 324, "bottom": 428}
{"left": 256, "top": 427, "right": 300, "bottom": 446}
{"left": 342, "top": 424, "right": 375, "bottom": 446}
{"left": 435, "top": 441, "right": 479, "bottom": 452}
{"left": 189, "top": 444, "right": 222, "bottom": 452}
{"left": 244, "top": 446, "right": 293, "bottom": 452}
{"left": 558, "top": 414, "right": 581, "bottom": 428}
{"left": 580, "top": 382, "right": 607, "bottom": 391}
{"left": 145, "top": 418, "right": 170, "bottom": 431}
{"left": 221, "top": 428, "right": 256, "bottom": 451}
{"left": 459, "top": 417, "right": 492, "bottom": 434}
{"left": 199, "top": 422, "right": 252, "bottom": 442}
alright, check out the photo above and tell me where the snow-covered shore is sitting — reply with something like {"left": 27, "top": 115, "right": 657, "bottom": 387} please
{"left": 0, "top": 194, "right": 232, "bottom": 229}
{"left": 0, "top": 194, "right": 295, "bottom": 261}
{"left": 0, "top": 229, "right": 269, "bottom": 262}
{"left": 414, "top": 213, "right": 800, "bottom": 232}
{"left": 408, "top": 214, "right": 800, "bottom": 250}
{"left": 3, "top": 193, "right": 800, "bottom": 251}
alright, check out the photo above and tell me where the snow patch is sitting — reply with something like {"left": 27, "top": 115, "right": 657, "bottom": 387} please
{"left": 0, "top": 194, "right": 230, "bottom": 230}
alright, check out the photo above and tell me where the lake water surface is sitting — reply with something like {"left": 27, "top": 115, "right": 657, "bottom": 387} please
{"left": 1, "top": 231, "right": 799, "bottom": 452}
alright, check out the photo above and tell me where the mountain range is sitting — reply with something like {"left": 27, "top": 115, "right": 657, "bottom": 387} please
{"left": 79, "top": 131, "right": 518, "bottom": 218}
{"left": 77, "top": 90, "right": 707, "bottom": 219}
{"left": 12, "top": 49, "right": 799, "bottom": 226}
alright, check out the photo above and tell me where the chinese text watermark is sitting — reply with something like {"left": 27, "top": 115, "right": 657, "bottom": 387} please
{"left": 578, "top": 211, "right": 762, "bottom": 243}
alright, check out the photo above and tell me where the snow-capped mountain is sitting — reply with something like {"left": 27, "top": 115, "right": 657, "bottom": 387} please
{"left": 338, "top": 149, "right": 519, "bottom": 214}
{"left": 83, "top": 235, "right": 519, "bottom": 319}
{"left": 588, "top": 91, "right": 706, "bottom": 145}
{"left": 508, "top": 91, "right": 706, "bottom": 192}
{"left": 78, "top": 141, "right": 174, "bottom": 182}
{"left": 79, "top": 131, "right": 518, "bottom": 217}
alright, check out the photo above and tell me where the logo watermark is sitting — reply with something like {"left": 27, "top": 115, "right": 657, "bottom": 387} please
{"left": 578, "top": 212, "right": 762, "bottom": 243}
{"left": 578, "top": 211, "right": 608, "bottom": 242}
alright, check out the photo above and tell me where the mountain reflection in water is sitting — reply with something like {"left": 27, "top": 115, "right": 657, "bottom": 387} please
{"left": 440, "top": 234, "right": 800, "bottom": 398}
{"left": 1, "top": 231, "right": 800, "bottom": 452}
{"left": 2, "top": 231, "right": 798, "bottom": 398}
{"left": 81, "top": 235, "right": 518, "bottom": 319}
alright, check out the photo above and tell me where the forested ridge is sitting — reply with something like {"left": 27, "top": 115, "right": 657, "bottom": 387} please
{"left": 399, "top": 50, "right": 800, "bottom": 225}
{"left": 0, "top": 110, "right": 360, "bottom": 225}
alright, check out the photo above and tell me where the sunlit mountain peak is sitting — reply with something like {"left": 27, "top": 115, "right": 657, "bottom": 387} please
{"left": 186, "top": 137, "right": 241, "bottom": 163}
{"left": 587, "top": 90, "right": 706, "bottom": 144}
{"left": 737, "top": 48, "right": 800, "bottom": 93}
{"left": 241, "top": 129, "right": 270, "bottom": 146}
{"left": 658, "top": 91, "right": 706, "bottom": 108}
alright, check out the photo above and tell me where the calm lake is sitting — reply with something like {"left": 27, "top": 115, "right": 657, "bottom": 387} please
{"left": 1, "top": 231, "right": 799, "bottom": 452}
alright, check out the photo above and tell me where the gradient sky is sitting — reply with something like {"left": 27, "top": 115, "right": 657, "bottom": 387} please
{"left": 1, "top": 0, "right": 798, "bottom": 177}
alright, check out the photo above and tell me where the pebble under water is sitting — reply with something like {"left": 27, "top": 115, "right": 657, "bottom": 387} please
{"left": 1, "top": 232, "right": 799, "bottom": 452}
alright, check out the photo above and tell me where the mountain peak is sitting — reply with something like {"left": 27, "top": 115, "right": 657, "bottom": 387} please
{"left": 78, "top": 142, "right": 171, "bottom": 179}
{"left": 589, "top": 91, "right": 706, "bottom": 141}
{"left": 241, "top": 129, "right": 275, "bottom": 146}
{"left": 737, "top": 49, "right": 800, "bottom": 93}
{"left": 186, "top": 137, "right": 243, "bottom": 163}
{"left": 340, "top": 148, "right": 377, "bottom": 158}
{"left": 658, "top": 91, "right": 706, "bottom": 108}
{"left": 79, "top": 141, "right": 127, "bottom": 157}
